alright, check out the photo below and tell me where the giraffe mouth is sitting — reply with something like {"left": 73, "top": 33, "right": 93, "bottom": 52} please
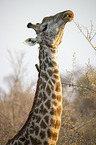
{"left": 62, "top": 10, "right": 74, "bottom": 22}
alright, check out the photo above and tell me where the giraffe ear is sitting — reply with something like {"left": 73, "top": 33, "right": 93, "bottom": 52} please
{"left": 23, "top": 38, "right": 38, "bottom": 46}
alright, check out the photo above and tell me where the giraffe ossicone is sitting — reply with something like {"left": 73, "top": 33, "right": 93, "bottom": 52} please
{"left": 6, "top": 10, "right": 74, "bottom": 145}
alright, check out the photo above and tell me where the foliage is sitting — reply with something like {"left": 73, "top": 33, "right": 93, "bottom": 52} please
{"left": 0, "top": 52, "right": 35, "bottom": 144}
{"left": 58, "top": 62, "right": 96, "bottom": 145}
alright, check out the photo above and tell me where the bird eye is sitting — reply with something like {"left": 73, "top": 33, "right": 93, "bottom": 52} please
{"left": 42, "top": 24, "right": 48, "bottom": 32}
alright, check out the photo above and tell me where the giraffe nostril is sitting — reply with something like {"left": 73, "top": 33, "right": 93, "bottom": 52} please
{"left": 69, "top": 14, "right": 71, "bottom": 18}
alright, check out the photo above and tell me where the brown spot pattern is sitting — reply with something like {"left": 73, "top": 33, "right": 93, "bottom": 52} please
{"left": 19, "top": 137, "right": 26, "bottom": 142}
{"left": 57, "top": 106, "right": 62, "bottom": 116}
{"left": 50, "top": 119, "right": 60, "bottom": 129}
{"left": 56, "top": 82, "right": 61, "bottom": 92}
{"left": 46, "top": 85, "right": 51, "bottom": 96}
{"left": 30, "top": 136, "right": 42, "bottom": 145}
{"left": 45, "top": 58, "right": 49, "bottom": 64}
{"left": 44, "top": 141, "right": 49, "bottom": 145}
{"left": 41, "top": 81, "right": 46, "bottom": 90}
{"left": 36, "top": 116, "right": 41, "bottom": 123}
{"left": 43, "top": 91, "right": 47, "bottom": 101}
{"left": 52, "top": 101, "right": 57, "bottom": 106}
{"left": 54, "top": 74, "right": 59, "bottom": 79}
{"left": 54, "top": 69, "right": 59, "bottom": 74}
{"left": 41, "top": 72, "right": 49, "bottom": 81}
{"left": 47, "top": 129, "right": 58, "bottom": 140}
{"left": 57, "top": 95, "right": 62, "bottom": 102}
{"left": 47, "top": 70, "right": 53, "bottom": 76}
{"left": 50, "top": 107, "right": 57, "bottom": 115}
{"left": 40, "top": 104, "right": 48, "bottom": 115}
{"left": 56, "top": 120, "right": 61, "bottom": 129}
{"left": 53, "top": 61, "right": 57, "bottom": 66}
{"left": 51, "top": 79, "right": 56, "bottom": 84}
{"left": 50, "top": 118, "right": 56, "bottom": 128}
{"left": 40, "top": 130, "right": 45, "bottom": 139}
{"left": 40, "top": 120, "right": 47, "bottom": 129}
{"left": 48, "top": 80, "right": 54, "bottom": 90}
{"left": 24, "top": 140, "right": 30, "bottom": 145}
{"left": 52, "top": 93, "right": 56, "bottom": 99}
{"left": 35, "top": 126, "right": 39, "bottom": 135}
{"left": 44, "top": 115, "right": 49, "bottom": 124}
{"left": 18, "top": 142, "right": 22, "bottom": 145}
{"left": 45, "top": 99, "right": 51, "bottom": 109}
{"left": 49, "top": 62, "right": 54, "bottom": 67}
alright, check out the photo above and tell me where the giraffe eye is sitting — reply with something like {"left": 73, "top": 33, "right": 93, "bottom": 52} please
{"left": 28, "top": 38, "right": 31, "bottom": 42}
{"left": 42, "top": 24, "right": 48, "bottom": 32}
{"left": 63, "top": 14, "right": 67, "bottom": 19}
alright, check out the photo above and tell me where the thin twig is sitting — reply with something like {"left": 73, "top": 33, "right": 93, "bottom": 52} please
{"left": 75, "top": 116, "right": 95, "bottom": 132}
{"left": 62, "top": 82, "right": 96, "bottom": 92}
{"left": 90, "top": 32, "right": 96, "bottom": 42}
{"left": 73, "top": 20, "right": 96, "bottom": 51}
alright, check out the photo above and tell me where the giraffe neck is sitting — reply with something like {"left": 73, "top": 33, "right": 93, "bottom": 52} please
{"left": 34, "top": 45, "right": 62, "bottom": 144}
{"left": 7, "top": 45, "right": 62, "bottom": 145}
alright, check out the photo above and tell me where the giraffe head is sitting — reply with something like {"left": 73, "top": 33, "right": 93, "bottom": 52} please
{"left": 24, "top": 10, "right": 74, "bottom": 48}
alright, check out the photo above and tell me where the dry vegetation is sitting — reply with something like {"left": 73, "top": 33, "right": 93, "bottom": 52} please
{"left": 58, "top": 64, "right": 96, "bottom": 145}
{"left": 0, "top": 52, "right": 35, "bottom": 144}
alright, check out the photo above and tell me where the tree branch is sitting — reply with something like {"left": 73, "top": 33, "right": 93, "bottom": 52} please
{"left": 62, "top": 82, "right": 96, "bottom": 92}
{"left": 73, "top": 20, "right": 96, "bottom": 51}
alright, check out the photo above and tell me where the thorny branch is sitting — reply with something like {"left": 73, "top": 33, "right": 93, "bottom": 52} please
{"left": 62, "top": 82, "right": 96, "bottom": 92}
{"left": 73, "top": 116, "right": 95, "bottom": 145}
{"left": 75, "top": 116, "right": 95, "bottom": 132}
{"left": 73, "top": 20, "right": 96, "bottom": 51}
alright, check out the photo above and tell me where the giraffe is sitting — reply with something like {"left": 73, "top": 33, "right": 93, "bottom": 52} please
{"left": 6, "top": 10, "right": 74, "bottom": 145}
